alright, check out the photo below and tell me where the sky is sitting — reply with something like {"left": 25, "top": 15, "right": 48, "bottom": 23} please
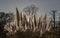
{"left": 0, "top": 0, "right": 60, "bottom": 17}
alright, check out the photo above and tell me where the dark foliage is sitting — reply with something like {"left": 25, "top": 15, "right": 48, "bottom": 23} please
{"left": 0, "top": 12, "right": 14, "bottom": 38}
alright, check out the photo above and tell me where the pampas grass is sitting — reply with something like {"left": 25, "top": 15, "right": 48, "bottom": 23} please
{"left": 3, "top": 8, "right": 60, "bottom": 38}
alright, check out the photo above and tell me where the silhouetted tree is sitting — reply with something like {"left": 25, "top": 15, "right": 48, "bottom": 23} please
{"left": 50, "top": 10, "right": 57, "bottom": 28}
{"left": 23, "top": 5, "right": 38, "bottom": 15}
{"left": 0, "top": 12, "right": 14, "bottom": 27}
{"left": 59, "top": 13, "right": 60, "bottom": 27}
{"left": 0, "top": 12, "right": 14, "bottom": 38}
{"left": 0, "top": 12, "right": 5, "bottom": 32}
{"left": 50, "top": 10, "right": 57, "bottom": 38}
